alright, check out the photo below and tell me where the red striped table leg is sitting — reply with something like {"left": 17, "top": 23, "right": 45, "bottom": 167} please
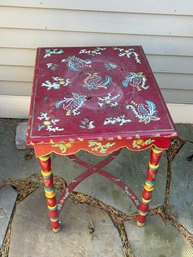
{"left": 39, "top": 155, "right": 60, "bottom": 232}
{"left": 137, "top": 146, "right": 163, "bottom": 227}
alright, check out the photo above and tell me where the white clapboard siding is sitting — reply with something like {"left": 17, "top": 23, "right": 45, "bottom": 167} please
{"left": 0, "top": 48, "right": 35, "bottom": 67}
{"left": 1, "top": 29, "right": 193, "bottom": 57}
{"left": 1, "top": 7, "right": 193, "bottom": 37}
{"left": 0, "top": 81, "right": 32, "bottom": 96}
{"left": 0, "top": 66, "right": 33, "bottom": 82}
{"left": 1, "top": 0, "right": 193, "bottom": 16}
{"left": 155, "top": 73, "right": 193, "bottom": 90}
{"left": 162, "top": 89, "right": 193, "bottom": 104}
{"left": 0, "top": 1, "right": 193, "bottom": 120}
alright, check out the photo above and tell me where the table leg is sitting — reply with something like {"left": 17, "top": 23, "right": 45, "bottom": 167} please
{"left": 137, "top": 146, "right": 163, "bottom": 227}
{"left": 39, "top": 155, "right": 60, "bottom": 232}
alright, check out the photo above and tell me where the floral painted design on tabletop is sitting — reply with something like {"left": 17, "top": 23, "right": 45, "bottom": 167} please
{"left": 104, "top": 115, "right": 131, "bottom": 126}
{"left": 44, "top": 49, "right": 64, "bottom": 58}
{"left": 55, "top": 93, "right": 87, "bottom": 116}
{"left": 97, "top": 93, "right": 120, "bottom": 107}
{"left": 79, "top": 47, "right": 106, "bottom": 57}
{"left": 114, "top": 47, "right": 141, "bottom": 63}
{"left": 80, "top": 118, "right": 95, "bottom": 129}
{"left": 122, "top": 72, "right": 149, "bottom": 91}
{"left": 126, "top": 101, "right": 160, "bottom": 124}
{"left": 41, "top": 77, "right": 71, "bottom": 90}
{"left": 37, "top": 113, "right": 64, "bottom": 132}
{"left": 62, "top": 56, "right": 92, "bottom": 71}
{"left": 83, "top": 72, "right": 112, "bottom": 90}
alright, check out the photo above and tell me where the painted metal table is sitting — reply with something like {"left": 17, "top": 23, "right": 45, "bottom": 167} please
{"left": 26, "top": 46, "right": 177, "bottom": 232}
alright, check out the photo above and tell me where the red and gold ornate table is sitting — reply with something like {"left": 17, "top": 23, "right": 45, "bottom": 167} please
{"left": 26, "top": 46, "right": 177, "bottom": 232}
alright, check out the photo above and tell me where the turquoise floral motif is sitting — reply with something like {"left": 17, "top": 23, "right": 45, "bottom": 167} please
{"left": 47, "top": 63, "right": 60, "bottom": 71}
{"left": 105, "top": 62, "right": 117, "bottom": 70}
{"left": 98, "top": 93, "right": 120, "bottom": 107}
{"left": 37, "top": 112, "right": 64, "bottom": 132}
{"left": 88, "top": 141, "right": 115, "bottom": 154}
{"left": 132, "top": 139, "right": 155, "bottom": 149}
{"left": 104, "top": 115, "right": 131, "bottom": 126}
{"left": 62, "top": 56, "right": 92, "bottom": 71}
{"left": 41, "top": 77, "right": 71, "bottom": 90}
{"left": 122, "top": 72, "right": 149, "bottom": 91}
{"left": 126, "top": 101, "right": 160, "bottom": 124}
{"left": 79, "top": 47, "right": 106, "bottom": 57}
{"left": 80, "top": 118, "right": 95, "bottom": 129}
{"left": 55, "top": 93, "right": 87, "bottom": 116}
{"left": 114, "top": 47, "right": 141, "bottom": 64}
{"left": 83, "top": 72, "right": 112, "bottom": 90}
{"left": 44, "top": 49, "right": 64, "bottom": 58}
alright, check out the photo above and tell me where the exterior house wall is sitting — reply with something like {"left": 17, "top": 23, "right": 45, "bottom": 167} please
{"left": 0, "top": 0, "right": 193, "bottom": 121}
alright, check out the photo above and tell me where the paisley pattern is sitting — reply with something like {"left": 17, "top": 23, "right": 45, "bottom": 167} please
{"left": 122, "top": 72, "right": 149, "bottom": 91}
{"left": 55, "top": 93, "right": 87, "bottom": 116}
{"left": 62, "top": 56, "right": 92, "bottom": 71}
{"left": 126, "top": 101, "right": 160, "bottom": 124}
{"left": 83, "top": 72, "right": 112, "bottom": 90}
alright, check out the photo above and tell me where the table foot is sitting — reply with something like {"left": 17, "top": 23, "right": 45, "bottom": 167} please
{"left": 137, "top": 146, "right": 163, "bottom": 225}
{"left": 52, "top": 227, "right": 61, "bottom": 233}
{"left": 39, "top": 155, "right": 60, "bottom": 232}
{"left": 136, "top": 221, "right": 144, "bottom": 227}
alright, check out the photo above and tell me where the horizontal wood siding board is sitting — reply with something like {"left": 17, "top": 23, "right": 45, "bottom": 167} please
{"left": 1, "top": 29, "right": 193, "bottom": 57}
{"left": 0, "top": 81, "right": 32, "bottom": 96}
{"left": 155, "top": 73, "right": 193, "bottom": 90}
{"left": 162, "top": 89, "right": 193, "bottom": 104}
{"left": 0, "top": 48, "right": 36, "bottom": 66}
{"left": 1, "top": 7, "right": 193, "bottom": 37}
{"left": 2, "top": 48, "right": 193, "bottom": 74}
{"left": 0, "top": 66, "right": 33, "bottom": 82}
{"left": 147, "top": 55, "right": 193, "bottom": 74}
{"left": 1, "top": 0, "right": 193, "bottom": 15}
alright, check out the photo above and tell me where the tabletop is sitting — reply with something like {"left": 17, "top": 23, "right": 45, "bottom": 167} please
{"left": 26, "top": 46, "right": 177, "bottom": 155}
